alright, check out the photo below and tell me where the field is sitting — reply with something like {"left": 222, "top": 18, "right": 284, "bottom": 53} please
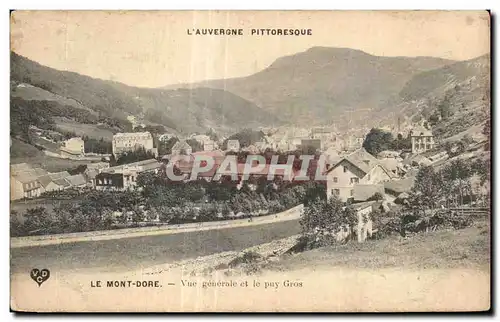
{"left": 53, "top": 117, "right": 115, "bottom": 140}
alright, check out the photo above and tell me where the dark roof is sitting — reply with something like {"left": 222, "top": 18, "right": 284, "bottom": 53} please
{"left": 53, "top": 178, "right": 71, "bottom": 187}
{"left": 37, "top": 175, "right": 54, "bottom": 188}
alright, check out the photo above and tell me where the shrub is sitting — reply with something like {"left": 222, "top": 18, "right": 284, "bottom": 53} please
{"left": 228, "top": 251, "right": 262, "bottom": 268}
{"left": 299, "top": 197, "right": 357, "bottom": 248}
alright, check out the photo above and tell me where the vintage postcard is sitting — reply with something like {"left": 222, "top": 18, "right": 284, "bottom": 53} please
{"left": 10, "top": 10, "right": 491, "bottom": 312}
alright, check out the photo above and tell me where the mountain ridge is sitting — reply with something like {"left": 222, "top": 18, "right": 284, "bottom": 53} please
{"left": 11, "top": 51, "right": 280, "bottom": 134}
{"left": 164, "top": 47, "right": 457, "bottom": 128}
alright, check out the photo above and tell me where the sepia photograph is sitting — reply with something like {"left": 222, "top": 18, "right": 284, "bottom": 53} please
{"left": 9, "top": 10, "right": 491, "bottom": 312}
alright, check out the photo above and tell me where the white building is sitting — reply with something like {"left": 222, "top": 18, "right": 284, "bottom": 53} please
{"left": 60, "top": 137, "right": 85, "bottom": 157}
{"left": 112, "top": 132, "right": 155, "bottom": 158}
{"left": 410, "top": 127, "right": 435, "bottom": 154}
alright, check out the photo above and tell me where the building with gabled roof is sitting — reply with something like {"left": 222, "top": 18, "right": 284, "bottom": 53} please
{"left": 410, "top": 126, "right": 435, "bottom": 154}
{"left": 37, "top": 171, "right": 71, "bottom": 192}
{"left": 325, "top": 148, "right": 393, "bottom": 202}
{"left": 171, "top": 140, "right": 193, "bottom": 155}
{"left": 96, "top": 159, "right": 161, "bottom": 191}
{"left": 10, "top": 164, "right": 50, "bottom": 200}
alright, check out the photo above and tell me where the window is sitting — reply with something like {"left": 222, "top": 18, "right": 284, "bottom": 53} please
{"left": 350, "top": 189, "right": 354, "bottom": 196}
{"left": 367, "top": 174, "right": 371, "bottom": 181}
{"left": 343, "top": 166, "right": 348, "bottom": 173}
{"left": 333, "top": 189, "right": 340, "bottom": 195}
{"left": 333, "top": 177, "right": 338, "bottom": 183}
{"left": 350, "top": 177, "right": 359, "bottom": 184}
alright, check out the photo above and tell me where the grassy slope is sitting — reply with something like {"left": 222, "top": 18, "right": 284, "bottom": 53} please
{"left": 265, "top": 218, "right": 490, "bottom": 272}
{"left": 385, "top": 54, "right": 490, "bottom": 142}
{"left": 53, "top": 117, "right": 115, "bottom": 140}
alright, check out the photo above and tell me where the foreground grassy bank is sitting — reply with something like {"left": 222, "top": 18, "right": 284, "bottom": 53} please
{"left": 263, "top": 218, "right": 490, "bottom": 273}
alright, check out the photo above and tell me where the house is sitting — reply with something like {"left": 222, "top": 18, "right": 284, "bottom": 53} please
{"left": 171, "top": 140, "right": 193, "bottom": 155}
{"left": 38, "top": 171, "right": 71, "bottom": 193}
{"left": 112, "top": 132, "right": 155, "bottom": 158}
{"left": 11, "top": 173, "right": 43, "bottom": 200}
{"left": 351, "top": 201, "right": 376, "bottom": 243}
{"left": 95, "top": 159, "right": 161, "bottom": 190}
{"left": 378, "top": 158, "right": 405, "bottom": 177}
{"left": 334, "top": 201, "right": 376, "bottom": 243}
{"left": 82, "top": 162, "right": 109, "bottom": 187}
{"left": 226, "top": 140, "right": 240, "bottom": 152}
{"left": 410, "top": 127, "right": 435, "bottom": 154}
{"left": 325, "top": 148, "right": 393, "bottom": 202}
{"left": 10, "top": 165, "right": 49, "bottom": 200}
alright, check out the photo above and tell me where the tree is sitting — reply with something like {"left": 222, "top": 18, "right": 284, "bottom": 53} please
{"left": 130, "top": 205, "right": 145, "bottom": 224}
{"left": 299, "top": 196, "right": 358, "bottom": 248}
{"left": 437, "top": 94, "right": 453, "bottom": 120}
{"left": 368, "top": 192, "right": 384, "bottom": 201}
{"left": 116, "top": 146, "right": 156, "bottom": 165}
{"left": 186, "top": 139, "right": 203, "bottom": 153}
{"left": 408, "top": 166, "right": 445, "bottom": 212}
{"left": 442, "top": 159, "right": 473, "bottom": 207}
{"left": 158, "top": 137, "right": 179, "bottom": 155}
{"left": 471, "top": 158, "right": 490, "bottom": 185}
{"left": 23, "top": 207, "right": 53, "bottom": 235}
{"left": 362, "top": 128, "right": 394, "bottom": 156}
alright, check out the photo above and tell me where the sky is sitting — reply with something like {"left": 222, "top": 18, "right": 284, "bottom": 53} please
{"left": 10, "top": 10, "right": 490, "bottom": 88}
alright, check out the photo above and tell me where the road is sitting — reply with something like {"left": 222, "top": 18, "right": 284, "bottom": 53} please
{"left": 10, "top": 219, "right": 301, "bottom": 275}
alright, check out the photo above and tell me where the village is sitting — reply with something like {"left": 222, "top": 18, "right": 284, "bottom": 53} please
{"left": 10, "top": 114, "right": 490, "bottom": 243}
